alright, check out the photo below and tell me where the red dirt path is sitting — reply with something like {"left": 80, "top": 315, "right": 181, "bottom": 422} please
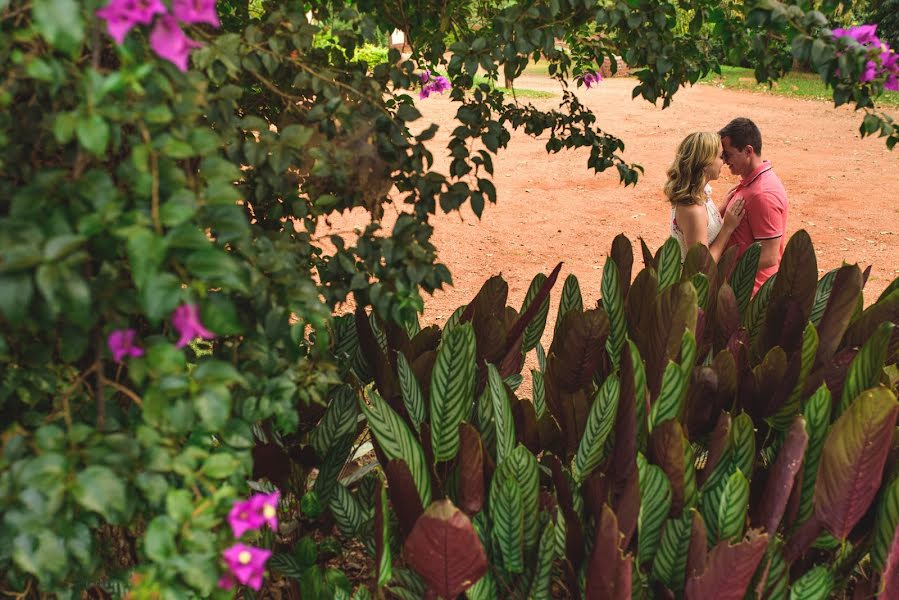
{"left": 338, "top": 74, "right": 899, "bottom": 333}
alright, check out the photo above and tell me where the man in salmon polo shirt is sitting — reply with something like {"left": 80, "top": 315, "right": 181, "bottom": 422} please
{"left": 718, "top": 117, "right": 788, "bottom": 293}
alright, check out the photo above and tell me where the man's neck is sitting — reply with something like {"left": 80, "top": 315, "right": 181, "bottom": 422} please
{"left": 742, "top": 156, "right": 765, "bottom": 179}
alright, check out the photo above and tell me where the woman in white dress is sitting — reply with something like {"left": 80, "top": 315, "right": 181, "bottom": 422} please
{"left": 665, "top": 132, "right": 744, "bottom": 261}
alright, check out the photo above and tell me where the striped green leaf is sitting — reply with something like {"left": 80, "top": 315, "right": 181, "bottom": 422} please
{"left": 397, "top": 352, "right": 426, "bottom": 434}
{"left": 314, "top": 432, "right": 354, "bottom": 505}
{"left": 333, "top": 589, "right": 352, "bottom": 600}
{"left": 444, "top": 305, "right": 466, "bottom": 334}
{"left": 744, "top": 272, "right": 777, "bottom": 339}
{"left": 839, "top": 321, "right": 894, "bottom": 416}
{"left": 809, "top": 268, "right": 838, "bottom": 326}
{"left": 311, "top": 385, "right": 359, "bottom": 457}
{"left": 574, "top": 375, "right": 620, "bottom": 482}
{"left": 331, "top": 484, "right": 364, "bottom": 537}
{"left": 602, "top": 257, "right": 627, "bottom": 368}
{"left": 359, "top": 390, "right": 432, "bottom": 507}
{"left": 717, "top": 469, "right": 749, "bottom": 542}
{"left": 651, "top": 513, "right": 692, "bottom": 591}
{"left": 730, "top": 242, "right": 761, "bottom": 318}
{"left": 692, "top": 272, "right": 710, "bottom": 311}
{"left": 389, "top": 568, "right": 427, "bottom": 598}
{"left": 658, "top": 237, "right": 682, "bottom": 291}
{"left": 430, "top": 322, "right": 477, "bottom": 462}
{"left": 404, "top": 312, "right": 421, "bottom": 338}
{"left": 497, "top": 444, "right": 541, "bottom": 551}
{"left": 536, "top": 341, "right": 547, "bottom": 373}
{"left": 352, "top": 587, "right": 373, "bottom": 600}
{"left": 555, "top": 273, "right": 583, "bottom": 333}
{"left": 376, "top": 482, "right": 392, "bottom": 588}
{"left": 627, "top": 339, "right": 649, "bottom": 448}
{"left": 370, "top": 311, "right": 388, "bottom": 352}
{"left": 466, "top": 570, "right": 498, "bottom": 600}
{"left": 770, "top": 324, "right": 819, "bottom": 430}
{"left": 268, "top": 552, "right": 305, "bottom": 579}
{"left": 878, "top": 275, "right": 899, "bottom": 303}
{"left": 530, "top": 519, "right": 557, "bottom": 600}
{"left": 521, "top": 272, "right": 551, "bottom": 353}
{"left": 760, "top": 543, "right": 789, "bottom": 600}
{"left": 649, "top": 361, "right": 687, "bottom": 430}
{"left": 491, "top": 473, "right": 524, "bottom": 573}
{"left": 488, "top": 363, "right": 516, "bottom": 464}
{"left": 683, "top": 442, "right": 698, "bottom": 510}
{"left": 503, "top": 373, "right": 523, "bottom": 392}
{"left": 788, "top": 566, "right": 834, "bottom": 600}
{"left": 731, "top": 412, "right": 756, "bottom": 480}
{"left": 554, "top": 508, "right": 567, "bottom": 558}
{"left": 872, "top": 477, "right": 899, "bottom": 570}
{"left": 531, "top": 369, "right": 546, "bottom": 420}
{"left": 333, "top": 314, "right": 360, "bottom": 364}
{"left": 680, "top": 329, "right": 697, "bottom": 379}
{"left": 476, "top": 388, "right": 496, "bottom": 452}
{"left": 797, "top": 385, "right": 832, "bottom": 524}
{"left": 637, "top": 454, "right": 673, "bottom": 567}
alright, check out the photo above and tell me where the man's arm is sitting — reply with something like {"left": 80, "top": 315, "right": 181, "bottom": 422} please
{"left": 757, "top": 237, "right": 781, "bottom": 269}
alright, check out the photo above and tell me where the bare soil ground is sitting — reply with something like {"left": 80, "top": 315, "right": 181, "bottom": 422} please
{"left": 336, "top": 73, "right": 899, "bottom": 334}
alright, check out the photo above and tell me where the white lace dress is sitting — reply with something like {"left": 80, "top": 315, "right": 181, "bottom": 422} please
{"left": 670, "top": 184, "right": 724, "bottom": 259}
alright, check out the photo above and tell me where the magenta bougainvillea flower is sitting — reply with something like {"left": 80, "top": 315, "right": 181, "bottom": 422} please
{"left": 419, "top": 70, "right": 451, "bottom": 99}
{"left": 582, "top": 71, "right": 602, "bottom": 89}
{"left": 227, "top": 498, "right": 266, "bottom": 538}
{"left": 96, "top": 0, "right": 167, "bottom": 44}
{"left": 150, "top": 15, "right": 203, "bottom": 72}
{"left": 107, "top": 329, "right": 144, "bottom": 362}
{"left": 221, "top": 544, "right": 271, "bottom": 591}
{"left": 832, "top": 23, "right": 899, "bottom": 89}
{"left": 171, "top": 302, "right": 215, "bottom": 347}
{"left": 832, "top": 24, "right": 880, "bottom": 46}
{"left": 172, "top": 0, "right": 221, "bottom": 27}
{"left": 253, "top": 491, "right": 280, "bottom": 531}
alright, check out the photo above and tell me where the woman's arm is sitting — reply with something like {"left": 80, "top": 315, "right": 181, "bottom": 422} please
{"left": 707, "top": 198, "right": 745, "bottom": 261}
{"left": 675, "top": 203, "right": 709, "bottom": 254}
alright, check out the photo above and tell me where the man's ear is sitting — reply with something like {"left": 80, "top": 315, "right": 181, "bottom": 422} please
{"left": 745, "top": 144, "right": 757, "bottom": 157}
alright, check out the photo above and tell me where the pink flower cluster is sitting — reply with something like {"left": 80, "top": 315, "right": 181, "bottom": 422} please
{"left": 96, "top": 0, "right": 220, "bottom": 71}
{"left": 106, "top": 302, "right": 215, "bottom": 362}
{"left": 582, "top": 71, "right": 603, "bottom": 89}
{"left": 218, "top": 491, "right": 280, "bottom": 591}
{"left": 419, "top": 70, "right": 451, "bottom": 99}
{"left": 832, "top": 24, "right": 899, "bottom": 91}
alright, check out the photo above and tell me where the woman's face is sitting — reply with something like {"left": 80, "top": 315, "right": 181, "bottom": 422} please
{"left": 704, "top": 145, "right": 724, "bottom": 181}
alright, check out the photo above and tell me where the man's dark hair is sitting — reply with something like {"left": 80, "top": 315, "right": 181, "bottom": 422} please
{"left": 719, "top": 117, "right": 762, "bottom": 155}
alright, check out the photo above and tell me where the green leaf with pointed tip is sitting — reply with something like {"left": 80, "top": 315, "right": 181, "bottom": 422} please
{"left": 487, "top": 364, "right": 516, "bottom": 465}
{"left": 650, "top": 361, "right": 687, "bottom": 430}
{"left": 731, "top": 243, "right": 761, "bottom": 318}
{"left": 555, "top": 274, "right": 583, "bottom": 333}
{"left": 490, "top": 473, "right": 524, "bottom": 573}
{"left": 809, "top": 268, "right": 838, "bottom": 326}
{"left": 603, "top": 257, "right": 627, "bottom": 369}
{"left": 796, "top": 385, "right": 832, "bottom": 525}
{"left": 331, "top": 484, "right": 364, "bottom": 537}
{"left": 397, "top": 352, "right": 426, "bottom": 433}
{"left": 745, "top": 273, "right": 777, "bottom": 339}
{"left": 692, "top": 273, "right": 710, "bottom": 311}
{"left": 530, "top": 520, "right": 556, "bottom": 600}
{"left": 627, "top": 340, "right": 649, "bottom": 449}
{"left": 311, "top": 386, "right": 359, "bottom": 458}
{"left": 872, "top": 477, "right": 899, "bottom": 571}
{"left": 444, "top": 305, "right": 466, "bottom": 334}
{"left": 531, "top": 369, "right": 546, "bottom": 420}
{"left": 814, "top": 387, "right": 899, "bottom": 540}
{"left": 788, "top": 565, "right": 833, "bottom": 600}
{"left": 466, "top": 570, "right": 497, "bottom": 600}
{"left": 496, "top": 445, "right": 541, "bottom": 552}
{"left": 637, "top": 454, "right": 673, "bottom": 567}
{"left": 717, "top": 470, "right": 749, "bottom": 543}
{"left": 652, "top": 513, "right": 692, "bottom": 591}
{"left": 771, "top": 324, "right": 819, "bottom": 431}
{"left": 536, "top": 341, "right": 547, "bottom": 372}
{"left": 521, "top": 273, "right": 551, "bottom": 353}
{"left": 430, "top": 323, "right": 477, "bottom": 461}
{"left": 658, "top": 237, "right": 682, "bottom": 291}
{"left": 731, "top": 413, "right": 756, "bottom": 481}
{"left": 839, "top": 321, "right": 894, "bottom": 416}
{"left": 763, "top": 543, "right": 789, "bottom": 600}
{"left": 359, "top": 391, "right": 431, "bottom": 507}
{"left": 574, "top": 375, "right": 620, "bottom": 483}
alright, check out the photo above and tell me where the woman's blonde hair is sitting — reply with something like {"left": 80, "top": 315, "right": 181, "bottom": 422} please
{"left": 664, "top": 132, "right": 720, "bottom": 206}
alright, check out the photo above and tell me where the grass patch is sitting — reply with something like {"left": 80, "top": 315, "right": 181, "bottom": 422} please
{"left": 471, "top": 74, "right": 555, "bottom": 99}
{"left": 700, "top": 65, "right": 899, "bottom": 108}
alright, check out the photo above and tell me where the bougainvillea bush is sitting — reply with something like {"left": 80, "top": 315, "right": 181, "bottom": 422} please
{"left": 0, "top": 0, "right": 897, "bottom": 598}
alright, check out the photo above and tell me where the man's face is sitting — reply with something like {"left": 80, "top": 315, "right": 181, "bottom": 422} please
{"left": 720, "top": 136, "right": 751, "bottom": 178}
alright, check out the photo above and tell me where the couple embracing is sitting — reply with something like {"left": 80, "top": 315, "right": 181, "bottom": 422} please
{"left": 666, "top": 117, "right": 788, "bottom": 294}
